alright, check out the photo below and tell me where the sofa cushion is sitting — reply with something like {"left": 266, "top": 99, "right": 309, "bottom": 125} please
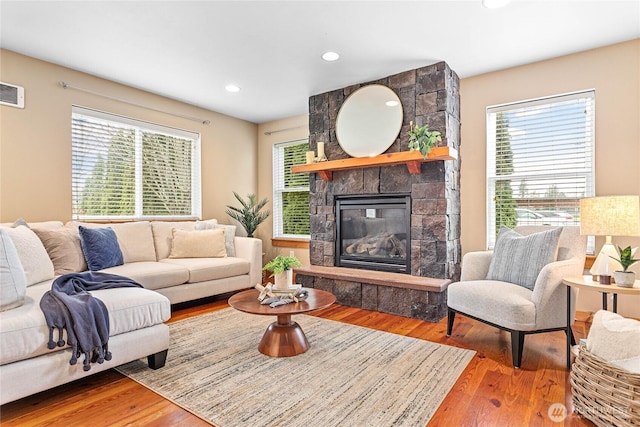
{"left": 195, "top": 221, "right": 236, "bottom": 257}
{"left": 0, "top": 281, "right": 171, "bottom": 366}
{"left": 169, "top": 228, "right": 227, "bottom": 258}
{"left": 108, "top": 221, "right": 157, "bottom": 263}
{"left": 0, "top": 229, "right": 27, "bottom": 311}
{"left": 160, "top": 257, "right": 250, "bottom": 283}
{"left": 486, "top": 226, "right": 562, "bottom": 290}
{"left": 79, "top": 226, "right": 124, "bottom": 271}
{"left": 3, "top": 225, "right": 55, "bottom": 286}
{"left": 32, "top": 227, "right": 87, "bottom": 275}
{"left": 100, "top": 261, "right": 189, "bottom": 291}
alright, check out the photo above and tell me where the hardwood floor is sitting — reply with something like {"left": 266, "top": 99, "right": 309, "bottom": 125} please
{"left": 1, "top": 298, "right": 595, "bottom": 426}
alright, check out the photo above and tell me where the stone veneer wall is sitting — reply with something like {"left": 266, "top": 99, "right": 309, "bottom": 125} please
{"left": 307, "top": 61, "right": 461, "bottom": 281}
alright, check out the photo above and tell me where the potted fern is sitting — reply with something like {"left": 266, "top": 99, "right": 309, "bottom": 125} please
{"left": 408, "top": 121, "right": 442, "bottom": 159}
{"left": 610, "top": 245, "right": 639, "bottom": 287}
{"left": 225, "top": 192, "right": 270, "bottom": 238}
{"left": 262, "top": 255, "right": 302, "bottom": 290}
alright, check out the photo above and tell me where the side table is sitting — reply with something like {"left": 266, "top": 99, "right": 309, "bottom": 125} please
{"left": 562, "top": 275, "right": 640, "bottom": 368}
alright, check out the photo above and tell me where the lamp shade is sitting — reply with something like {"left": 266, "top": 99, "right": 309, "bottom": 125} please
{"left": 580, "top": 195, "right": 640, "bottom": 236}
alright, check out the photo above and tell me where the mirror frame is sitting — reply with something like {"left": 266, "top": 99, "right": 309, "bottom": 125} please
{"left": 335, "top": 84, "right": 403, "bottom": 158}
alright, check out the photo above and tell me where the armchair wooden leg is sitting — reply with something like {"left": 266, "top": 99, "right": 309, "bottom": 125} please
{"left": 147, "top": 349, "right": 168, "bottom": 370}
{"left": 446, "top": 308, "right": 455, "bottom": 336}
{"left": 510, "top": 331, "right": 525, "bottom": 368}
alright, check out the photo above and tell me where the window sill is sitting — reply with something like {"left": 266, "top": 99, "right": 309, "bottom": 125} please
{"left": 272, "top": 238, "right": 309, "bottom": 249}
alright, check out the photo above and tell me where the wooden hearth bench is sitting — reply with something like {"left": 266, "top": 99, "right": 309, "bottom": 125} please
{"left": 294, "top": 265, "right": 450, "bottom": 322}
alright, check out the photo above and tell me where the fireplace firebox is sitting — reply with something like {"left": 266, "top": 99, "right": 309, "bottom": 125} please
{"left": 335, "top": 194, "right": 411, "bottom": 273}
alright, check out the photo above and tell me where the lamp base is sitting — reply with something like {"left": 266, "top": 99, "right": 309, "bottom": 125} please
{"left": 589, "top": 238, "right": 619, "bottom": 278}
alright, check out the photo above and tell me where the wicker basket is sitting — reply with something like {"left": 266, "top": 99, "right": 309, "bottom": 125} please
{"left": 571, "top": 345, "right": 640, "bottom": 426}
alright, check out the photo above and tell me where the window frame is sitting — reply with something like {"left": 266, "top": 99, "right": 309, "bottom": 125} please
{"left": 71, "top": 106, "right": 202, "bottom": 221}
{"left": 485, "top": 90, "right": 595, "bottom": 249}
{"left": 272, "top": 138, "right": 310, "bottom": 239}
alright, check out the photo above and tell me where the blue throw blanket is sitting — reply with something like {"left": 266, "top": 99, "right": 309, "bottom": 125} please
{"left": 40, "top": 272, "right": 142, "bottom": 371}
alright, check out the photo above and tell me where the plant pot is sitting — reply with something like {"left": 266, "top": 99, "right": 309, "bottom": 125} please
{"left": 613, "top": 271, "right": 636, "bottom": 288}
{"left": 273, "top": 269, "right": 294, "bottom": 290}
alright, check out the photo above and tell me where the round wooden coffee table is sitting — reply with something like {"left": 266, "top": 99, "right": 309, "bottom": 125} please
{"left": 228, "top": 288, "right": 336, "bottom": 357}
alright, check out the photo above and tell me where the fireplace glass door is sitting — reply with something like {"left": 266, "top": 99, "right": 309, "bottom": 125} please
{"left": 335, "top": 195, "right": 410, "bottom": 273}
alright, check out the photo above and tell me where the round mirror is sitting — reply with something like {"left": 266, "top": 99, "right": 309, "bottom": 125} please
{"left": 335, "top": 84, "right": 403, "bottom": 158}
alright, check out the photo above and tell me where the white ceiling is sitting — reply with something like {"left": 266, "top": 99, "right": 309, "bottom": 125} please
{"left": 1, "top": 1, "right": 639, "bottom": 124}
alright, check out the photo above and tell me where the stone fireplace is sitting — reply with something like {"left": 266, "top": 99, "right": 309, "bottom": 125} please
{"left": 296, "top": 61, "right": 461, "bottom": 322}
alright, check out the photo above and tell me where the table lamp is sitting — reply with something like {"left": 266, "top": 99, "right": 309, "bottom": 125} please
{"left": 580, "top": 195, "right": 640, "bottom": 284}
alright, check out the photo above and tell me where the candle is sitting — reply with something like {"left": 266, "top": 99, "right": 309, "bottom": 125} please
{"left": 306, "top": 151, "right": 315, "bottom": 164}
{"left": 317, "top": 142, "right": 325, "bottom": 159}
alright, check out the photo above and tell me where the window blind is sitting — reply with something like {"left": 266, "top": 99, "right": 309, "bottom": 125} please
{"left": 71, "top": 106, "right": 201, "bottom": 220}
{"left": 273, "top": 139, "right": 310, "bottom": 238}
{"left": 486, "top": 91, "right": 595, "bottom": 249}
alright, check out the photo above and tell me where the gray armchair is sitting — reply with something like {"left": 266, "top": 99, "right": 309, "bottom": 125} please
{"left": 447, "top": 226, "right": 586, "bottom": 368}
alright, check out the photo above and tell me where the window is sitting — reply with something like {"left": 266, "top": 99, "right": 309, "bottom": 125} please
{"left": 71, "top": 106, "right": 201, "bottom": 220}
{"left": 486, "top": 91, "right": 595, "bottom": 248}
{"left": 273, "top": 139, "right": 310, "bottom": 238}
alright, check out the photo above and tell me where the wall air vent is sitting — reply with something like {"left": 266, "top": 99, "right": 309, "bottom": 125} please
{"left": 0, "top": 82, "right": 25, "bottom": 108}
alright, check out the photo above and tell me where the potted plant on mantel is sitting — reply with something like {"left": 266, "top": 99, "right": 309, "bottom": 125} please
{"left": 407, "top": 121, "right": 442, "bottom": 159}
{"left": 610, "top": 245, "right": 639, "bottom": 287}
{"left": 262, "top": 255, "right": 303, "bottom": 290}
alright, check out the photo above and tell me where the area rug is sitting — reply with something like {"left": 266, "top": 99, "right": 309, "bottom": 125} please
{"left": 116, "top": 308, "right": 475, "bottom": 427}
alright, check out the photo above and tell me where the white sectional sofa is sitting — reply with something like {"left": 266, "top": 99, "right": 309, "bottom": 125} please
{"left": 0, "top": 219, "right": 262, "bottom": 404}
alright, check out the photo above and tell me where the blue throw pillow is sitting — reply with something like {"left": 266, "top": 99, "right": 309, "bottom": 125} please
{"left": 78, "top": 226, "right": 124, "bottom": 271}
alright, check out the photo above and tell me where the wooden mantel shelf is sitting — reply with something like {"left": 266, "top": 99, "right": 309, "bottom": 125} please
{"left": 291, "top": 147, "right": 458, "bottom": 181}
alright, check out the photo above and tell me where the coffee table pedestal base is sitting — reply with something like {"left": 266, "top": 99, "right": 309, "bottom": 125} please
{"left": 258, "top": 314, "right": 310, "bottom": 357}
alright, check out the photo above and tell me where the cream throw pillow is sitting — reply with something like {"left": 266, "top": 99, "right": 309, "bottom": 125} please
{"left": 195, "top": 221, "right": 236, "bottom": 257}
{"left": 4, "top": 225, "right": 55, "bottom": 286}
{"left": 0, "top": 229, "right": 27, "bottom": 311}
{"left": 169, "top": 228, "right": 227, "bottom": 258}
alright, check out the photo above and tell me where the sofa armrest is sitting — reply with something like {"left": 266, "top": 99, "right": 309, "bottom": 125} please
{"left": 460, "top": 251, "right": 494, "bottom": 281}
{"left": 234, "top": 237, "right": 263, "bottom": 287}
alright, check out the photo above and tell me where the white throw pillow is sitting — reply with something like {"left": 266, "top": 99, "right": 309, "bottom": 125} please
{"left": 4, "top": 225, "right": 55, "bottom": 286}
{"left": 0, "top": 229, "right": 27, "bottom": 311}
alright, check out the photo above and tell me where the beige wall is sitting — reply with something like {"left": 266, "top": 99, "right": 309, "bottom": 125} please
{"left": 257, "top": 116, "right": 310, "bottom": 265}
{"left": 460, "top": 39, "right": 640, "bottom": 317}
{"left": 0, "top": 49, "right": 258, "bottom": 225}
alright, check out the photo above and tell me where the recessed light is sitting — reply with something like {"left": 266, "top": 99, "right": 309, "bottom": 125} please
{"left": 225, "top": 84, "right": 241, "bottom": 93}
{"left": 322, "top": 51, "right": 340, "bottom": 62}
{"left": 482, "top": 0, "right": 511, "bottom": 8}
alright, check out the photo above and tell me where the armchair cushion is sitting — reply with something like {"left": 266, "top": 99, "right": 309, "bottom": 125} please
{"left": 448, "top": 280, "right": 536, "bottom": 330}
{"left": 486, "top": 226, "right": 562, "bottom": 290}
